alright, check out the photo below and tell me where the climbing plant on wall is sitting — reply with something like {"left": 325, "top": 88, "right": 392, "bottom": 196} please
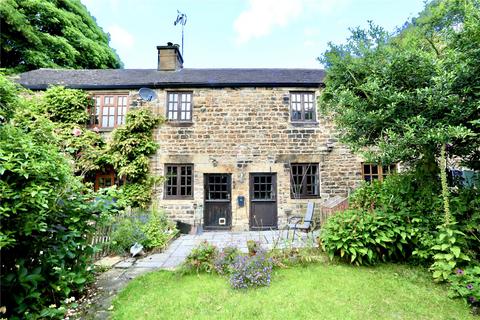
{"left": 20, "top": 85, "right": 163, "bottom": 208}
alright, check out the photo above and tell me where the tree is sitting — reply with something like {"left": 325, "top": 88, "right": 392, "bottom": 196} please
{"left": 318, "top": 0, "right": 480, "bottom": 172}
{"left": 0, "top": 0, "right": 122, "bottom": 72}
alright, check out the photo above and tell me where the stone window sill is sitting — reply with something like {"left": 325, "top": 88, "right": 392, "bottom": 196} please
{"left": 290, "top": 121, "right": 319, "bottom": 127}
{"left": 167, "top": 121, "right": 194, "bottom": 127}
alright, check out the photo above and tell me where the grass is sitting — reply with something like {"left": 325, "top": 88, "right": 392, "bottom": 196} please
{"left": 111, "top": 263, "right": 474, "bottom": 320}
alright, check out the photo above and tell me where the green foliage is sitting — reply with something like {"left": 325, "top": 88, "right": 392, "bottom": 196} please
{"left": 430, "top": 225, "right": 471, "bottom": 281}
{"left": 0, "top": 72, "right": 21, "bottom": 121}
{"left": 451, "top": 187, "right": 480, "bottom": 261}
{"left": 449, "top": 266, "right": 480, "bottom": 309}
{"left": 41, "top": 86, "right": 91, "bottom": 124}
{"left": 319, "top": 0, "right": 480, "bottom": 170}
{"left": 0, "top": 74, "right": 118, "bottom": 319}
{"left": 109, "top": 216, "right": 147, "bottom": 255}
{"left": 107, "top": 108, "right": 163, "bottom": 208}
{"left": 0, "top": 0, "right": 122, "bottom": 72}
{"left": 109, "top": 208, "right": 178, "bottom": 254}
{"left": 0, "top": 111, "right": 116, "bottom": 318}
{"left": 180, "top": 241, "right": 219, "bottom": 274}
{"left": 214, "top": 246, "right": 242, "bottom": 275}
{"left": 320, "top": 209, "right": 416, "bottom": 265}
{"left": 108, "top": 108, "right": 163, "bottom": 181}
{"left": 141, "top": 208, "right": 178, "bottom": 250}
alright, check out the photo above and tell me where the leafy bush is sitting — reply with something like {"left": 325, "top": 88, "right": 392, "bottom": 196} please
{"left": 230, "top": 249, "right": 273, "bottom": 289}
{"left": 0, "top": 114, "right": 116, "bottom": 319}
{"left": 109, "top": 208, "right": 178, "bottom": 254}
{"left": 321, "top": 209, "right": 417, "bottom": 265}
{"left": 142, "top": 208, "right": 178, "bottom": 250}
{"left": 40, "top": 86, "right": 91, "bottom": 125}
{"left": 180, "top": 241, "right": 218, "bottom": 274}
{"left": 109, "top": 216, "right": 147, "bottom": 254}
{"left": 429, "top": 225, "right": 471, "bottom": 281}
{"left": 448, "top": 266, "right": 480, "bottom": 309}
{"left": 214, "top": 246, "right": 242, "bottom": 275}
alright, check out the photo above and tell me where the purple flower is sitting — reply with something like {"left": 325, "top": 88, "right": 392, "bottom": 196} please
{"left": 466, "top": 284, "right": 474, "bottom": 290}
{"left": 455, "top": 268, "right": 464, "bottom": 275}
{"left": 468, "top": 296, "right": 477, "bottom": 303}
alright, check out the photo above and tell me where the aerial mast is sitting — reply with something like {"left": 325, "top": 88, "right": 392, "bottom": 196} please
{"left": 174, "top": 10, "right": 187, "bottom": 58}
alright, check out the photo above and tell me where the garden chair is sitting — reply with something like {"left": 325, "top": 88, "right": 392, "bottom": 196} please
{"left": 287, "top": 202, "right": 315, "bottom": 240}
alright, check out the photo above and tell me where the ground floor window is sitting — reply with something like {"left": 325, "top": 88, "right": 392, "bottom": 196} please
{"left": 290, "top": 163, "right": 320, "bottom": 198}
{"left": 362, "top": 163, "right": 397, "bottom": 182}
{"left": 165, "top": 164, "right": 193, "bottom": 199}
{"left": 93, "top": 166, "right": 124, "bottom": 191}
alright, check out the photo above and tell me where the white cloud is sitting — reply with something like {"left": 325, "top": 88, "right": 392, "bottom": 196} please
{"left": 234, "top": 0, "right": 303, "bottom": 44}
{"left": 106, "top": 25, "right": 135, "bottom": 50}
{"left": 233, "top": 0, "right": 351, "bottom": 45}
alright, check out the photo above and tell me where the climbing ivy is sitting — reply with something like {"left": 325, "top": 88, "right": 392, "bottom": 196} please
{"left": 107, "top": 107, "right": 164, "bottom": 207}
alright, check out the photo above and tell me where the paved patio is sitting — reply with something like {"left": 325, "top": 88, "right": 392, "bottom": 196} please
{"left": 114, "top": 229, "right": 319, "bottom": 270}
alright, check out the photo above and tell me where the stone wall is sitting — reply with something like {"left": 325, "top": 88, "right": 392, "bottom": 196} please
{"left": 149, "top": 87, "right": 362, "bottom": 230}
{"left": 93, "top": 87, "right": 363, "bottom": 231}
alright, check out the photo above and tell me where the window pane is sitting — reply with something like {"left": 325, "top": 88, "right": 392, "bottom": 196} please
{"left": 291, "top": 92, "right": 315, "bottom": 122}
{"left": 363, "top": 164, "right": 371, "bottom": 174}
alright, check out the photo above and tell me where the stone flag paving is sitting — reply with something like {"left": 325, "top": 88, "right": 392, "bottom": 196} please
{"left": 115, "top": 229, "right": 319, "bottom": 270}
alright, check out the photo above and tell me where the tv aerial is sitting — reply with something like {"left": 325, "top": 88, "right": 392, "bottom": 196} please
{"left": 138, "top": 88, "right": 157, "bottom": 102}
{"left": 174, "top": 10, "right": 187, "bottom": 57}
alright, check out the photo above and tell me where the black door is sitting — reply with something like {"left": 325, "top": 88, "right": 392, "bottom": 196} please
{"left": 204, "top": 174, "right": 232, "bottom": 230}
{"left": 249, "top": 173, "right": 277, "bottom": 230}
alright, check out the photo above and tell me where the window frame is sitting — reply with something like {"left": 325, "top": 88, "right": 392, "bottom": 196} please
{"left": 90, "top": 93, "right": 129, "bottom": 130}
{"left": 164, "top": 164, "right": 194, "bottom": 199}
{"left": 290, "top": 163, "right": 320, "bottom": 199}
{"left": 289, "top": 91, "right": 316, "bottom": 123}
{"left": 166, "top": 91, "right": 193, "bottom": 122}
{"left": 362, "top": 163, "right": 397, "bottom": 182}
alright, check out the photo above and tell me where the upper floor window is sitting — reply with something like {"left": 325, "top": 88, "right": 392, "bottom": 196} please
{"left": 290, "top": 163, "right": 320, "bottom": 198}
{"left": 90, "top": 94, "right": 128, "bottom": 129}
{"left": 165, "top": 164, "right": 194, "bottom": 199}
{"left": 167, "top": 92, "right": 192, "bottom": 122}
{"left": 362, "top": 163, "right": 397, "bottom": 182}
{"left": 290, "top": 92, "right": 316, "bottom": 122}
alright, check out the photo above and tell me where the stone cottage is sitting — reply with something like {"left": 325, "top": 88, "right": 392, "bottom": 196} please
{"left": 16, "top": 44, "right": 391, "bottom": 231}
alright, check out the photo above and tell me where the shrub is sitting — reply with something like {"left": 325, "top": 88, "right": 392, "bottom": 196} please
{"left": 142, "top": 208, "right": 178, "bottom": 250}
{"left": 40, "top": 86, "right": 91, "bottom": 125}
{"left": 230, "top": 249, "right": 273, "bottom": 289}
{"left": 0, "top": 121, "right": 115, "bottom": 319}
{"left": 109, "top": 208, "right": 178, "bottom": 254}
{"left": 449, "top": 266, "right": 480, "bottom": 310}
{"left": 214, "top": 246, "right": 242, "bottom": 275}
{"left": 429, "top": 224, "right": 471, "bottom": 282}
{"left": 320, "top": 209, "right": 416, "bottom": 265}
{"left": 109, "top": 216, "right": 147, "bottom": 255}
{"left": 180, "top": 241, "right": 218, "bottom": 274}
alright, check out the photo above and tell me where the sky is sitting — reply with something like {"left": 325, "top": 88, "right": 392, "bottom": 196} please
{"left": 80, "top": 0, "right": 426, "bottom": 69}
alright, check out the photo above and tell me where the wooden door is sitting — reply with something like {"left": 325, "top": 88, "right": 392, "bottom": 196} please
{"left": 249, "top": 173, "right": 277, "bottom": 230}
{"left": 204, "top": 174, "right": 232, "bottom": 230}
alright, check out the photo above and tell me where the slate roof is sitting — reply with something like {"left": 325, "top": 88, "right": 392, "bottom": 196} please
{"left": 16, "top": 68, "right": 325, "bottom": 90}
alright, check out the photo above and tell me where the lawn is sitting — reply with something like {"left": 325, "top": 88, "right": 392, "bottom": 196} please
{"left": 111, "top": 263, "right": 474, "bottom": 320}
